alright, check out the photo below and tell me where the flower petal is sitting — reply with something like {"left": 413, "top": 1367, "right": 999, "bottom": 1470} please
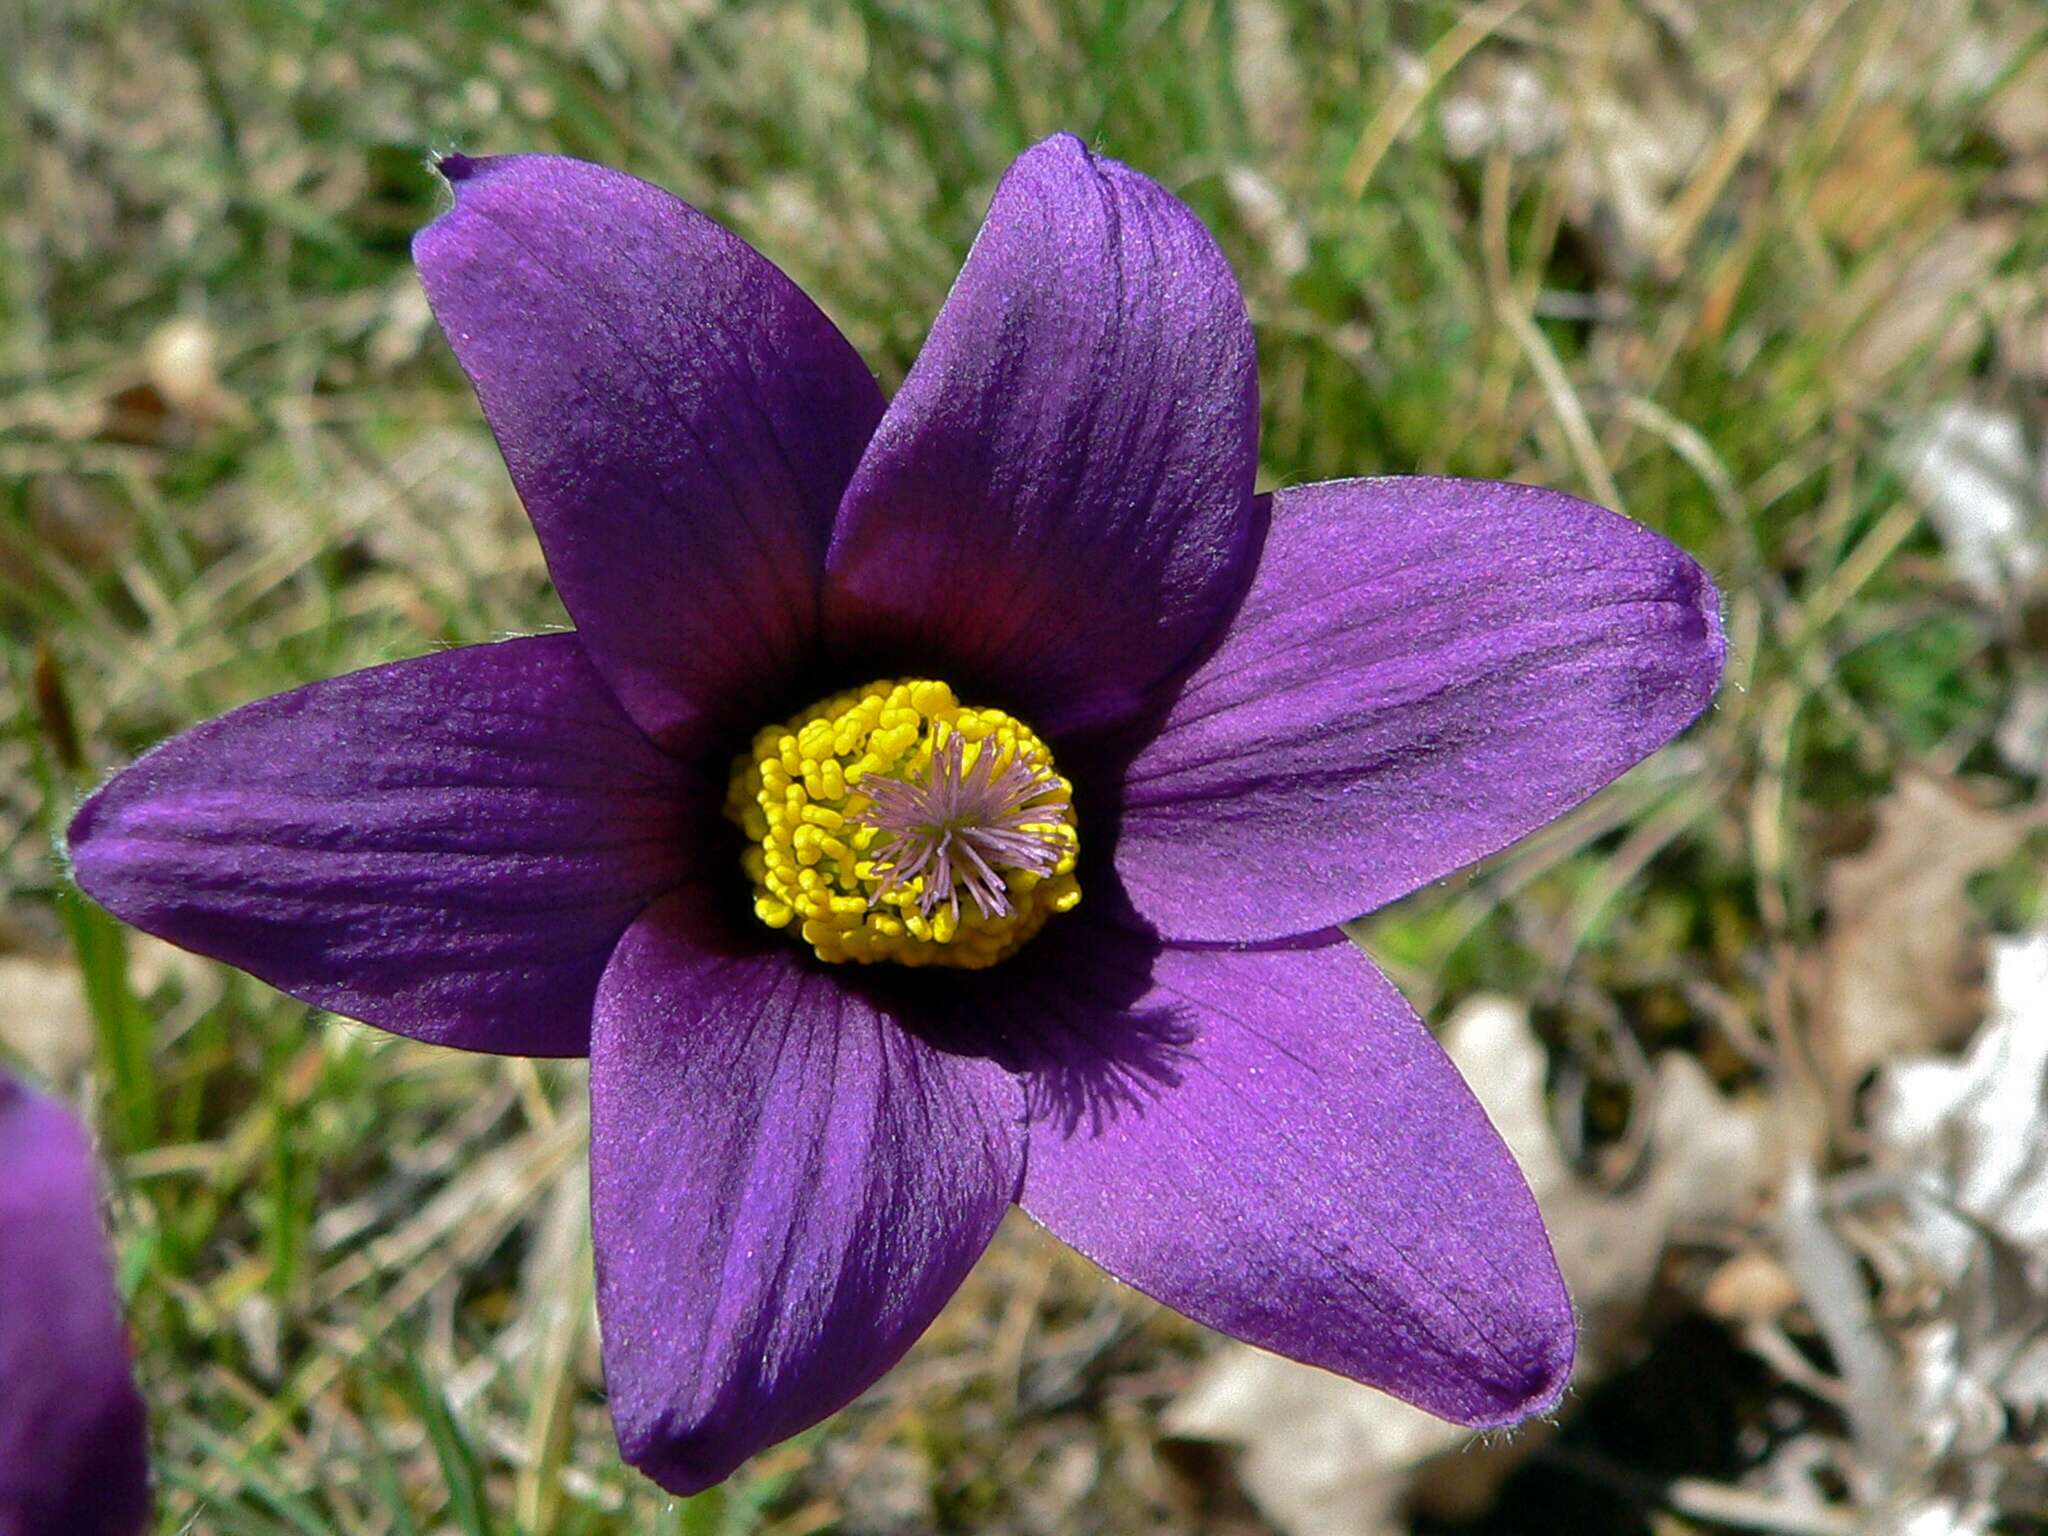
{"left": 415, "top": 154, "right": 886, "bottom": 752}
{"left": 69, "top": 636, "right": 694, "bottom": 1057}
{"left": 1014, "top": 927, "right": 1573, "bottom": 1426}
{"left": 1112, "top": 477, "right": 1724, "bottom": 942}
{"left": 824, "top": 134, "right": 1260, "bottom": 737}
{"left": 0, "top": 1075, "right": 150, "bottom": 1536}
{"left": 589, "top": 891, "right": 1025, "bottom": 1494}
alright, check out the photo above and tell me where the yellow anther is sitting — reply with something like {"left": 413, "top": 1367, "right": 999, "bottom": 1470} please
{"left": 724, "top": 678, "right": 1081, "bottom": 968}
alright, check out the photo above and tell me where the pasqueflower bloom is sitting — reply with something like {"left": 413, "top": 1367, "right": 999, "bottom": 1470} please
{"left": 0, "top": 1072, "right": 150, "bottom": 1535}
{"left": 69, "top": 135, "right": 1722, "bottom": 1492}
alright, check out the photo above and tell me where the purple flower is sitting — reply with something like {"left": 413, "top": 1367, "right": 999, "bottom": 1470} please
{"left": 0, "top": 1073, "right": 151, "bottom": 1535}
{"left": 68, "top": 136, "right": 1723, "bottom": 1493}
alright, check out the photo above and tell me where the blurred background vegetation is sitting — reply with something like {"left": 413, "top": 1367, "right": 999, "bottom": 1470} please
{"left": 4, "top": 0, "right": 2046, "bottom": 1531}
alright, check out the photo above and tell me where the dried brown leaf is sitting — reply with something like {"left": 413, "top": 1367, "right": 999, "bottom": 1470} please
{"left": 1813, "top": 775, "right": 2048, "bottom": 1121}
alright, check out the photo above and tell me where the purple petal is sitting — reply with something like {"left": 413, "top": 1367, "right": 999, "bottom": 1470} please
{"left": 824, "top": 134, "right": 1260, "bottom": 738}
{"left": 0, "top": 1075, "right": 150, "bottom": 1536}
{"left": 1013, "top": 927, "right": 1573, "bottom": 1425}
{"left": 415, "top": 154, "right": 886, "bottom": 753}
{"left": 1112, "top": 477, "right": 1725, "bottom": 942}
{"left": 69, "top": 636, "right": 695, "bottom": 1057}
{"left": 588, "top": 891, "right": 1025, "bottom": 1493}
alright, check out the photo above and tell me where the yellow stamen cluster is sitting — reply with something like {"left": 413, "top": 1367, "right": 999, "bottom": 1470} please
{"left": 725, "top": 679, "right": 1081, "bottom": 967}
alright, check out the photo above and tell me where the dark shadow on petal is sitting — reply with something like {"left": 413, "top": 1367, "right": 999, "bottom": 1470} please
{"left": 676, "top": 806, "right": 1203, "bottom": 1143}
{"left": 999, "top": 943, "right": 1196, "bottom": 1140}
{"left": 790, "top": 898, "right": 1195, "bottom": 1143}
{"left": 869, "top": 816, "right": 1233, "bottom": 1136}
{"left": 958, "top": 872, "right": 1195, "bottom": 1137}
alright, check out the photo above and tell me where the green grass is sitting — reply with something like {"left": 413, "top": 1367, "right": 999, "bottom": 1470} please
{"left": 4, "top": 0, "right": 2045, "bottom": 1530}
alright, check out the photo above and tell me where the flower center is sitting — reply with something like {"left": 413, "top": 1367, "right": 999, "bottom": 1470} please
{"left": 725, "top": 679, "right": 1081, "bottom": 967}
